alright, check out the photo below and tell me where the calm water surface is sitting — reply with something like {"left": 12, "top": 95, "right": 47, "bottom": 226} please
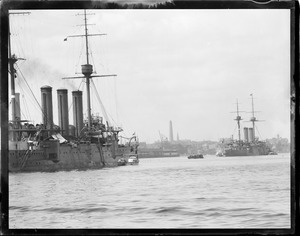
{"left": 9, "top": 154, "right": 290, "bottom": 229}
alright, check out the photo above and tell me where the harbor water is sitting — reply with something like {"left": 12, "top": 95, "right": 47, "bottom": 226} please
{"left": 9, "top": 153, "right": 290, "bottom": 229}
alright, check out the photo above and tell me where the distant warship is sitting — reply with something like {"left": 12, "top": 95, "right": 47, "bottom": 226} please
{"left": 217, "top": 95, "right": 273, "bottom": 157}
{"left": 8, "top": 10, "right": 138, "bottom": 172}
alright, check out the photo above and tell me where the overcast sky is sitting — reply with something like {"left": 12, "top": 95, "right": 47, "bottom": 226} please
{"left": 8, "top": 9, "right": 290, "bottom": 143}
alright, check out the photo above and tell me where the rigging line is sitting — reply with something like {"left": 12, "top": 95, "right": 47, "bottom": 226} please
{"left": 16, "top": 25, "right": 26, "bottom": 58}
{"left": 21, "top": 94, "right": 32, "bottom": 121}
{"left": 67, "top": 24, "right": 81, "bottom": 73}
{"left": 90, "top": 79, "right": 112, "bottom": 126}
{"left": 11, "top": 16, "right": 26, "bottom": 59}
{"left": 103, "top": 78, "right": 115, "bottom": 121}
{"left": 78, "top": 80, "right": 84, "bottom": 91}
{"left": 90, "top": 35, "right": 106, "bottom": 73}
{"left": 255, "top": 125, "right": 262, "bottom": 139}
{"left": 15, "top": 64, "right": 49, "bottom": 123}
{"left": 15, "top": 74, "right": 32, "bottom": 120}
{"left": 88, "top": 37, "right": 94, "bottom": 56}
{"left": 25, "top": 15, "right": 34, "bottom": 58}
{"left": 89, "top": 46, "right": 97, "bottom": 73}
{"left": 19, "top": 81, "right": 40, "bottom": 115}
{"left": 115, "top": 105, "right": 134, "bottom": 136}
{"left": 15, "top": 69, "right": 31, "bottom": 103}
{"left": 90, "top": 39, "right": 106, "bottom": 74}
{"left": 104, "top": 88, "right": 118, "bottom": 127}
{"left": 114, "top": 77, "right": 119, "bottom": 124}
{"left": 18, "top": 98, "right": 29, "bottom": 121}
{"left": 95, "top": 24, "right": 108, "bottom": 69}
{"left": 232, "top": 125, "right": 238, "bottom": 139}
{"left": 76, "top": 39, "right": 84, "bottom": 72}
{"left": 101, "top": 39, "right": 111, "bottom": 75}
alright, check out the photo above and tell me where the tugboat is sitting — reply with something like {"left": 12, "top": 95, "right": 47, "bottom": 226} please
{"left": 127, "top": 155, "right": 139, "bottom": 165}
{"left": 215, "top": 151, "right": 224, "bottom": 157}
{"left": 117, "top": 158, "right": 127, "bottom": 166}
{"left": 8, "top": 10, "right": 138, "bottom": 172}
{"left": 219, "top": 95, "right": 273, "bottom": 157}
{"left": 187, "top": 154, "right": 204, "bottom": 159}
{"left": 268, "top": 151, "right": 278, "bottom": 155}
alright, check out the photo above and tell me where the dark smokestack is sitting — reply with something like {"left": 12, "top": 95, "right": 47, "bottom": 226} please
{"left": 248, "top": 128, "right": 254, "bottom": 142}
{"left": 72, "top": 90, "right": 84, "bottom": 137}
{"left": 244, "top": 127, "right": 249, "bottom": 142}
{"left": 41, "top": 86, "right": 53, "bottom": 130}
{"left": 57, "top": 89, "right": 69, "bottom": 136}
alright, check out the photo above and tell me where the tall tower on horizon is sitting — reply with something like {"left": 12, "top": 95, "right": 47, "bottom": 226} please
{"left": 169, "top": 120, "right": 174, "bottom": 142}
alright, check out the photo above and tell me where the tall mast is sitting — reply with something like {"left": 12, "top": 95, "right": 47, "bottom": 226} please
{"left": 8, "top": 12, "right": 30, "bottom": 140}
{"left": 234, "top": 99, "right": 242, "bottom": 142}
{"left": 83, "top": 9, "right": 92, "bottom": 129}
{"left": 8, "top": 28, "right": 17, "bottom": 127}
{"left": 62, "top": 10, "right": 117, "bottom": 130}
{"left": 84, "top": 10, "right": 90, "bottom": 65}
{"left": 250, "top": 94, "right": 256, "bottom": 139}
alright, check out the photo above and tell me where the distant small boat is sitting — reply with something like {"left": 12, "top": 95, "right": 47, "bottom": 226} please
{"left": 268, "top": 151, "right": 278, "bottom": 155}
{"left": 188, "top": 154, "right": 204, "bottom": 159}
{"left": 216, "top": 151, "right": 224, "bottom": 157}
{"left": 117, "top": 158, "right": 127, "bottom": 166}
{"left": 128, "top": 155, "right": 139, "bottom": 165}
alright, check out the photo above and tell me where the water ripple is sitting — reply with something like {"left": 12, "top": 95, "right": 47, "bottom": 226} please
{"left": 9, "top": 154, "right": 291, "bottom": 228}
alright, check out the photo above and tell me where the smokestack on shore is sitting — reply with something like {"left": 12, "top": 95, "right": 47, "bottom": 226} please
{"left": 57, "top": 89, "right": 69, "bottom": 136}
{"left": 72, "top": 90, "right": 84, "bottom": 137}
{"left": 169, "top": 120, "right": 174, "bottom": 142}
{"left": 41, "top": 86, "right": 54, "bottom": 130}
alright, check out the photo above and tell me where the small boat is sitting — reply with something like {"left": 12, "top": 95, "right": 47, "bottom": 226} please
{"left": 268, "top": 151, "right": 278, "bottom": 155}
{"left": 216, "top": 151, "right": 224, "bottom": 157}
{"left": 188, "top": 154, "right": 204, "bottom": 159}
{"left": 117, "top": 158, "right": 127, "bottom": 166}
{"left": 128, "top": 155, "right": 139, "bottom": 165}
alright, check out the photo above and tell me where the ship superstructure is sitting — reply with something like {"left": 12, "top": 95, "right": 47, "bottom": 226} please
{"left": 8, "top": 10, "right": 138, "bottom": 172}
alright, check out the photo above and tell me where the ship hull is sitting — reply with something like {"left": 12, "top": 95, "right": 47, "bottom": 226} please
{"left": 9, "top": 140, "right": 135, "bottom": 173}
{"left": 223, "top": 145, "right": 271, "bottom": 157}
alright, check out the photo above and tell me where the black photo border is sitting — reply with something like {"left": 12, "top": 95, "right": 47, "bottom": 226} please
{"left": 1, "top": 0, "right": 298, "bottom": 235}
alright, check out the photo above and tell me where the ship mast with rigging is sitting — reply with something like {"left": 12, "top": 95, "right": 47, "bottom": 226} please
{"left": 63, "top": 10, "right": 116, "bottom": 130}
{"left": 233, "top": 99, "right": 242, "bottom": 143}
{"left": 249, "top": 93, "right": 257, "bottom": 140}
{"left": 8, "top": 12, "right": 30, "bottom": 141}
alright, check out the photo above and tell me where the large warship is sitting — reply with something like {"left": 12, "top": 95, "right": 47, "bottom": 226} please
{"left": 8, "top": 10, "right": 138, "bottom": 172}
{"left": 217, "top": 95, "right": 273, "bottom": 157}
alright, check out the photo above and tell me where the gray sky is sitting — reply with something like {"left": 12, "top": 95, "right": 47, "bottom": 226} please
{"left": 9, "top": 9, "right": 290, "bottom": 143}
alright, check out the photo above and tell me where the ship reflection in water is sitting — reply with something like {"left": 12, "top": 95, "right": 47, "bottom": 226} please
{"left": 9, "top": 154, "right": 290, "bottom": 229}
